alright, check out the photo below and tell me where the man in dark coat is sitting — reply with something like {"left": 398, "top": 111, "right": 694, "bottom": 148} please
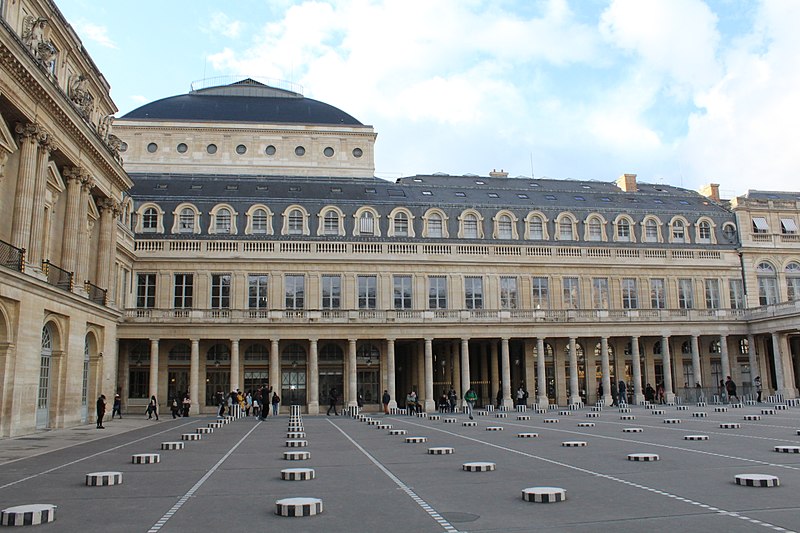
{"left": 96, "top": 394, "right": 106, "bottom": 429}
{"left": 327, "top": 388, "right": 339, "bottom": 416}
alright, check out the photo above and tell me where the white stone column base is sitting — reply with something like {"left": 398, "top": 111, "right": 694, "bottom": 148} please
{"left": 537, "top": 397, "right": 548, "bottom": 409}
{"left": 424, "top": 399, "right": 436, "bottom": 412}
{"left": 502, "top": 398, "right": 514, "bottom": 409}
{"left": 306, "top": 401, "right": 319, "bottom": 415}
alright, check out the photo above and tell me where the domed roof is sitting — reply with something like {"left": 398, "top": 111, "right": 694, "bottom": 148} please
{"left": 121, "top": 78, "right": 363, "bottom": 126}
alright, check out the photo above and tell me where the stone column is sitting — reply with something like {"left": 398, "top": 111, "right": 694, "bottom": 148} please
{"left": 524, "top": 339, "right": 535, "bottom": 404}
{"left": 568, "top": 337, "right": 580, "bottom": 404}
{"left": 348, "top": 339, "right": 358, "bottom": 407}
{"left": 387, "top": 338, "right": 397, "bottom": 408}
{"left": 60, "top": 168, "right": 83, "bottom": 274}
{"left": 631, "top": 336, "right": 644, "bottom": 404}
{"left": 536, "top": 337, "right": 548, "bottom": 408}
{"left": 10, "top": 123, "right": 40, "bottom": 252}
{"left": 148, "top": 339, "right": 159, "bottom": 401}
{"left": 452, "top": 340, "right": 461, "bottom": 397}
{"left": 747, "top": 334, "right": 758, "bottom": 390}
{"left": 424, "top": 338, "right": 435, "bottom": 412}
{"left": 95, "top": 199, "right": 118, "bottom": 291}
{"left": 662, "top": 335, "right": 675, "bottom": 403}
{"left": 501, "top": 338, "right": 513, "bottom": 408}
{"left": 771, "top": 333, "right": 785, "bottom": 396}
{"left": 75, "top": 176, "right": 94, "bottom": 287}
{"left": 190, "top": 339, "right": 200, "bottom": 414}
{"left": 690, "top": 335, "right": 702, "bottom": 387}
{"left": 230, "top": 339, "right": 240, "bottom": 392}
{"left": 600, "top": 336, "right": 612, "bottom": 406}
{"left": 489, "top": 341, "right": 499, "bottom": 402}
{"left": 28, "top": 134, "right": 55, "bottom": 267}
{"left": 308, "top": 338, "right": 319, "bottom": 414}
{"left": 460, "top": 338, "right": 470, "bottom": 406}
{"left": 270, "top": 339, "right": 280, "bottom": 398}
{"left": 719, "top": 334, "right": 731, "bottom": 382}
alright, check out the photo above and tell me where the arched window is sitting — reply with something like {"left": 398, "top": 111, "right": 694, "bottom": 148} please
{"left": 463, "top": 213, "right": 479, "bottom": 239}
{"left": 206, "top": 344, "right": 230, "bottom": 365}
{"left": 143, "top": 207, "right": 158, "bottom": 233}
{"left": 427, "top": 213, "right": 443, "bottom": 238}
{"left": 168, "top": 343, "right": 191, "bottom": 361}
{"left": 357, "top": 344, "right": 380, "bottom": 366}
{"left": 323, "top": 211, "right": 339, "bottom": 235}
{"left": 785, "top": 262, "right": 800, "bottom": 302}
{"left": 179, "top": 208, "right": 195, "bottom": 233}
{"left": 644, "top": 219, "right": 659, "bottom": 242}
{"left": 698, "top": 220, "right": 712, "bottom": 243}
{"left": 497, "top": 214, "right": 513, "bottom": 239}
{"left": 215, "top": 208, "right": 232, "bottom": 234}
{"left": 394, "top": 212, "right": 409, "bottom": 237}
{"left": 282, "top": 344, "right": 307, "bottom": 366}
{"left": 671, "top": 220, "right": 685, "bottom": 243}
{"left": 319, "top": 343, "right": 344, "bottom": 363}
{"left": 288, "top": 209, "right": 304, "bottom": 235}
{"left": 616, "top": 219, "right": 631, "bottom": 242}
{"left": 528, "top": 216, "right": 544, "bottom": 240}
{"left": 587, "top": 217, "right": 603, "bottom": 241}
{"left": 252, "top": 208, "right": 268, "bottom": 234}
{"left": 558, "top": 218, "right": 574, "bottom": 240}
{"left": 359, "top": 211, "right": 375, "bottom": 236}
{"left": 757, "top": 261, "right": 779, "bottom": 305}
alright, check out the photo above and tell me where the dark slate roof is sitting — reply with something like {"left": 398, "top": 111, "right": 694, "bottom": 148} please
{"left": 121, "top": 80, "right": 363, "bottom": 126}
{"left": 742, "top": 190, "right": 800, "bottom": 201}
{"left": 129, "top": 172, "right": 738, "bottom": 247}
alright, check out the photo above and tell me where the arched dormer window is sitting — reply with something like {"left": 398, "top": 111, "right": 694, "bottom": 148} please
{"left": 696, "top": 218, "right": 715, "bottom": 244}
{"left": 245, "top": 205, "right": 273, "bottom": 235}
{"left": 670, "top": 217, "right": 689, "bottom": 244}
{"left": 388, "top": 208, "right": 415, "bottom": 237}
{"left": 458, "top": 210, "right": 483, "bottom": 239}
{"left": 556, "top": 213, "right": 576, "bottom": 241}
{"left": 354, "top": 207, "right": 381, "bottom": 237}
{"left": 584, "top": 214, "right": 606, "bottom": 242}
{"left": 642, "top": 217, "right": 661, "bottom": 243}
{"left": 525, "top": 212, "right": 549, "bottom": 240}
{"left": 423, "top": 209, "right": 448, "bottom": 238}
{"left": 209, "top": 204, "right": 237, "bottom": 235}
{"left": 318, "top": 207, "right": 345, "bottom": 237}
{"left": 493, "top": 211, "right": 518, "bottom": 240}
{"left": 282, "top": 206, "right": 310, "bottom": 236}
{"left": 614, "top": 215, "right": 635, "bottom": 243}
{"left": 136, "top": 203, "right": 165, "bottom": 234}
{"left": 171, "top": 203, "right": 201, "bottom": 235}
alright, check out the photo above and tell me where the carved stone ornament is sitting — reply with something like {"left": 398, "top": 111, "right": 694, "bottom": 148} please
{"left": 68, "top": 73, "right": 95, "bottom": 117}
{"left": 22, "top": 16, "right": 57, "bottom": 68}
{"left": 0, "top": 150, "right": 8, "bottom": 178}
{"left": 15, "top": 122, "right": 41, "bottom": 141}
{"left": 97, "top": 115, "right": 114, "bottom": 143}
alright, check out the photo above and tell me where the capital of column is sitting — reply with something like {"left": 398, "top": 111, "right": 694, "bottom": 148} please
{"left": 14, "top": 122, "right": 41, "bottom": 141}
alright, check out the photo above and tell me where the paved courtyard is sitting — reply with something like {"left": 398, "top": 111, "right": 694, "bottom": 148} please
{"left": 1, "top": 402, "right": 799, "bottom": 532}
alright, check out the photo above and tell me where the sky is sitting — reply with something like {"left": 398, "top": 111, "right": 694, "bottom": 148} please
{"left": 56, "top": 0, "right": 800, "bottom": 197}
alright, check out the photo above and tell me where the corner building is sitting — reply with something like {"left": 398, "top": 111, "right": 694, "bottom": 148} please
{"left": 113, "top": 79, "right": 800, "bottom": 415}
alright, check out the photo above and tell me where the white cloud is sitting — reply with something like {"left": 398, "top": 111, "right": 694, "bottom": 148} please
{"left": 206, "top": 12, "right": 243, "bottom": 39}
{"left": 73, "top": 20, "right": 117, "bottom": 49}
{"left": 130, "top": 95, "right": 148, "bottom": 104}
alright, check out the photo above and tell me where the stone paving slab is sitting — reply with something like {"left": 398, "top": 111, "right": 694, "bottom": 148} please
{"left": 0, "top": 406, "right": 799, "bottom": 532}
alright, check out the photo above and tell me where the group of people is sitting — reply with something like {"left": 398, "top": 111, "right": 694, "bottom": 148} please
{"left": 215, "top": 385, "right": 281, "bottom": 420}
{"left": 597, "top": 380, "right": 629, "bottom": 406}
{"left": 437, "top": 388, "right": 459, "bottom": 413}
{"left": 95, "top": 393, "right": 123, "bottom": 428}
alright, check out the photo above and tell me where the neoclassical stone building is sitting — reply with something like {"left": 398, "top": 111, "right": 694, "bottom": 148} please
{"left": 1, "top": 1, "right": 799, "bottom": 435}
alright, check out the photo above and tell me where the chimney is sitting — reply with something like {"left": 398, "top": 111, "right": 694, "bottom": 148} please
{"left": 615, "top": 173, "right": 637, "bottom": 192}
{"left": 489, "top": 168, "right": 508, "bottom": 178}
{"left": 700, "top": 183, "right": 720, "bottom": 202}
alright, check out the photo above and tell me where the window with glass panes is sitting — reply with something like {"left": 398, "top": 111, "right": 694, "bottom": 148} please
{"left": 592, "top": 278, "right": 609, "bottom": 309}
{"left": 393, "top": 275, "right": 412, "bottom": 310}
{"left": 285, "top": 275, "right": 305, "bottom": 309}
{"left": 321, "top": 275, "right": 341, "bottom": 309}
{"left": 179, "top": 208, "right": 194, "bottom": 233}
{"left": 288, "top": 209, "right": 304, "bottom": 235}
{"left": 463, "top": 215, "right": 478, "bottom": 238}
{"left": 428, "top": 276, "right": 447, "bottom": 309}
{"left": 500, "top": 277, "right": 518, "bottom": 309}
{"left": 394, "top": 212, "right": 409, "bottom": 236}
{"left": 143, "top": 208, "right": 158, "bottom": 232}
{"left": 650, "top": 278, "right": 666, "bottom": 308}
{"left": 464, "top": 276, "right": 483, "bottom": 309}
{"left": 622, "top": 278, "right": 638, "bottom": 309}
{"left": 529, "top": 217, "right": 544, "bottom": 240}
{"left": 704, "top": 279, "right": 721, "bottom": 309}
{"left": 174, "top": 273, "right": 193, "bottom": 308}
{"left": 644, "top": 219, "right": 658, "bottom": 242}
{"left": 323, "top": 211, "right": 339, "bottom": 235}
{"left": 617, "top": 219, "right": 631, "bottom": 241}
{"left": 358, "top": 275, "right": 377, "bottom": 309}
{"left": 757, "top": 262, "right": 778, "bottom": 305}
{"left": 729, "top": 279, "right": 745, "bottom": 309}
{"left": 427, "top": 214, "right": 443, "bottom": 237}
{"left": 786, "top": 262, "right": 800, "bottom": 301}
{"left": 678, "top": 278, "right": 694, "bottom": 309}
{"left": 562, "top": 277, "right": 580, "bottom": 309}
{"left": 532, "top": 277, "right": 549, "bottom": 309}
{"left": 211, "top": 274, "right": 231, "bottom": 309}
{"left": 215, "top": 209, "right": 231, "bottom": 233}
{"left": 359, "top": 212, "right": 375, "bottom": 235}
{"left": 698, "top": 221, "right": 711, "bottom": 242}
{"left": 497, "top": 215, "right": 512, "bottom": 239}
{"left": 559, "top": 219, "right": 573, "bottom": 240}
{"left": 248, "top": 274, "right": 268, "bottom": 309}
{"left": 252, "top": 209, "right": 268, "bottom": 233}
{"left": 136, "top": 273, "right": 156, "bottom": 308}
{"left": 588, "top": 218, "right": 603, "bottom": 241}
{"left": 672, "top": 220, "right": 685, "bottom": 242}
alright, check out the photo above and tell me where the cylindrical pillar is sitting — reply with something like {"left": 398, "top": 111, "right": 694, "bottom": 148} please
{"left": 10, "top": 123, "right": 40, "bottom": 252}
{"left": 460, "top": 338, "right": 470, "bottom": 406}
{"left": 27, "top": 134, "right": 54, "bottom": 266}
{"left": 95, "top": 199, "right": 117, "bottom": 290}
{"left": 771, "top": 333, "right": 785, "bottom": 395}
{"left": 190, "top": 339, "right": 200, "bottom": 414}
{"left": 501, "top": 338, "right": 513, "bottom": 408}
{"left": 148, "top": 338, "right": 159, "bottom": 401}
{"left": 690, "top": 335, "right": 702, "bottom": 387}
{"left": 348, "top": 339, "right": 358, "bottom": 407}
{"left": 662, "top": 335, "right": 675, "bottom": 403}
{"left": 60, "top": 169, "right": 83, "bottom": 274}
{"left": 387, "top": 338, "right": 397, "bottom": 408}
{"left": 230, "top": 339, "right": 240, "bottom": 392}
{"left": 631, "top": 336, "right": 643, "bottom": 403}
{"left": 600, "top": 337, "right": 612, "bottom": 405}
{"left": 270, "top": 339, "right": 280, "bottom": 400}
{"left": 524, "top": 340, "right": 535, "bottom": 404}
{"left": 536, "top": 337, "right": 547, "bottom": 407}
{"left": 747, "top": 334, "right": 758, "bottom": 391}
{"left": 424, "top": 338, "right": 435, "bottom": 412}
{"left": 489, "top": 341, "right": 498, "bottom": 403}
{"left": 568, "top": 337, "right": 580, "bottom": 404}
{"left": 719, "top": 335, "right": 731, "bottom": 381}
{"left": 308, "top": 338, "right": 319, "bottom": 414}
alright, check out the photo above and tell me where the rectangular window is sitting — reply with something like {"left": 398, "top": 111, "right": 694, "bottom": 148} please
{"left": 358, "top": 275, "right": 377, "bottom": 309}
{"left": 752, "top": 217, "right": 769, "bottom": 234}
{"left": 393, "top": 275, "right": 412, "bottom": 310}
{"left": 678, "top": 278, "right": 694, "bottom": 309}
{"left": 529, "top": 219, "right": 544, "bottom": 240}
{"left": 248, "top": 274, "right": 268, "bottom": 309}
{"left": 463, "top": 218, "right": 478, "bottom": 238}
{"left": 562, "top": 277, "right": 580, "bottom": 309}
{"left": 285, "top": 274, "right": 305, "bottom": 309}
{"left": 645, "top": 222, "right": 658, "bottom": 242}
{"left": 321, "top": 275, "right": 341, "bottom": 310}
{"left": 728, "top": 279, "right": 745, "bottom": 309}
{"left": 173, "top": 273, "right": 193, "bottom": 308}
{"left": 704, "top": 279, "right": 721, "bottom": 309}
{"left": 210, "top": 274, "right": 231, "bottom": 309}
{"left": 788, "top": 277, "right": 800, "bottom": 302}
{"left": 428, "top": 276, "right": 447, "bottom": 309}
{"left": 359, "top": 214, "right": 374, "bottom": 235}
{"left": 464, "top": 276, "right": 484, "bottom": 310}
{"left": 780, "top": 218, "right": 798, "bottom": 234}
{"left": 532, "top": 277, "right": 549, "bottom": 309}
{"left": 394, "top": 216, "right": 409, "bottom": 237}
{"left": 650, "top": 278, "right": 666, "bottom": 309}
{"left": 428, "top": 217, "right": 443, "bottom": 238}
{"left": 128, "top": 369, "right": 148, "bottom": 399}
{"left": 252, "top": 211, "right": 268, "bottom": 233}
{"left": 758, "top": 276, "right": 778, "bottom": 305}
{"left": 622, "top": 278, "right": 639, "bottom": 309}
{"left": 500, "top": 277, "right": 518, "bottom": 309}
{"left": 136, "top": 273, "right": 156, "bottom": 309}
{"left": 592, "top": 278, "right": 609, "bottom": 310}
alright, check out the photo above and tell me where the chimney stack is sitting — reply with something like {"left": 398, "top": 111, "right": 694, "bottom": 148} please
{"left": 615, "top": 173, "right": 638, "bottom": 192}
{"left": 700, "top": 183, "right": 720, "bottom": 202}
{"left": 489, "top": 169, "right": 509, "bottom": 178}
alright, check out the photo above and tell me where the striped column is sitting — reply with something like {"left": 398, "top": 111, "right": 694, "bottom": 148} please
{"left": 662, "top": 335, "right": 675, "bottom": 403}
{"left": 568, "top": 337, "right": 580, "bottom": 405}
{"left": 600, "top": 337, "right": 612, "bottom": 406}
{"left": 501, "top": 338, "right": 513, "bottom": 408}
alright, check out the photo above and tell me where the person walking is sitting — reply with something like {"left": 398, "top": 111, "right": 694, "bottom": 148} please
{"left": 726, "top": 376, "right": 740, "bottom": 403}
{"left": 382, "top": 390, "right": 390, "bottom": 414}
{"left": 718, "top": 380, "right": 727, "bottom": 404}
{"left": 147, "top": 395, "right": 159, "bottom": 420}
{"left": 111, "top": 393, "right": 122, "bottom": 419}
{"left": 181, "top": 394, "right": 191, "bottom": 417}
{"left": 464, "top": 387, "right": 478, "bottom": 420}
{"left": 754, "top": 376, "right": 763, "bottom": 403}
{"left": 271, "top": 391, "right": 280, "bottom": 416}
{"left": 448, "top": 388, "right": 457, "bottom": 413}
{"left": 96, "top": 394, "right": 106, "bottom": 429}
{"left": 618, "top": 380, "right": 627, "bottom": 406}
{"left": 496, "top": 389, "right": 502, "bottom": 409}
{"left": 327, "top": 388, "right": 339, "bottom": 416}
{"left": 170, "top": 396, "right": 180, "bottom": 418}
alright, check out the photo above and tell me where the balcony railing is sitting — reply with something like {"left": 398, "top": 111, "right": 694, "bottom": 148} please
{"left": 0, "top": 239, "right": 25, "bottom": 273}
{"left": 84, "top": 281, "right": 108, "bottom": 306}
{"left": 42, "top": 260, "right": 73, "bottom": 291}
